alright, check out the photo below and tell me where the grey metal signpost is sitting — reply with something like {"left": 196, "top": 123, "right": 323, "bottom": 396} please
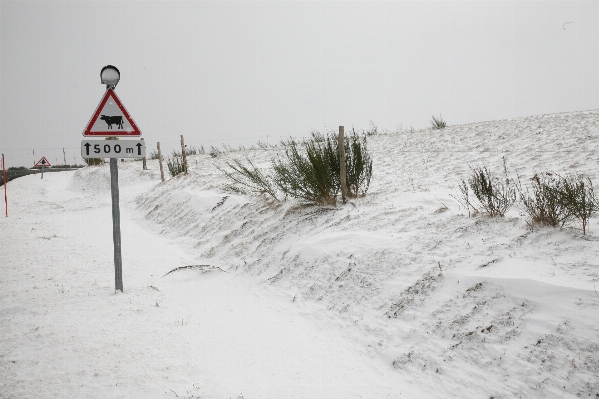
{"left": 81, "top": 65, "right": 142, "bottom": 293}
{"left": 109, "top": 143, "right": 123, "bottom": 292}
{"left": 103, "top": 66, "right": 124, "bottom": 293}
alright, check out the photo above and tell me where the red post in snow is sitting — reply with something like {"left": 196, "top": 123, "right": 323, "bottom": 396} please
{"left": 2, "top": 154, "right": 7, "bottom": 217}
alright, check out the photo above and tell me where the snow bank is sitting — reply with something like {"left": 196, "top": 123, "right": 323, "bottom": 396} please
{"left": 137, "top": 109, "right": 599, "bottom": 398}
{"left": 2, "top": 109, "right": 598, "bottom": 398}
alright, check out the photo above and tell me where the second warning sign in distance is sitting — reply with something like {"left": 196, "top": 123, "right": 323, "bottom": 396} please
{"left": 81, "top": 140, "right": 145, "bottom": 159}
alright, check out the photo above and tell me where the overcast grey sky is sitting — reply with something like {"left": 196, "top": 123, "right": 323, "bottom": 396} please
{"left": 1, "top": 1, "right": 598, "bottom": 167}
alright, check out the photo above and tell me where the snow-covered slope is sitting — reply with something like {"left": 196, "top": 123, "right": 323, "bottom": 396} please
{"left": 0, "top": 111, "right": 599, "bottom": 399}
{"left": 137, "top": 109, "right": 599, "bottom": 398}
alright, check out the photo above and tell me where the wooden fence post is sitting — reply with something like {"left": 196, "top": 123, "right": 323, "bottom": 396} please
{"left": 141, "top": 138, "right": 147, "bottom": 170}
{"left": 157, "top": 142, "right": 165, "bottom": 182}
{"left": 338, "top": 126, "right": 348, "bottom": 203}
{"left": 180, "top": 135, "right": 188, "bottom": 174}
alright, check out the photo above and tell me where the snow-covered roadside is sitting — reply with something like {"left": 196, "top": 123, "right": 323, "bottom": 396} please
{"left": 0, "top": 168, "right": 426, "bottom": 398}
{"left": 135, "top": 109, "right": 599, "bottom": 398}
{"left": 2, "top": 108, "right": 599, "bottom": 399}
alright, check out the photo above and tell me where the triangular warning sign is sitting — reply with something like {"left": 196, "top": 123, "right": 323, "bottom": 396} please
{"left": 83, "top": 89, "right": 141, "bottom": 137}
{"left": 35, "top": 157, "right": 51, "bottom": 167}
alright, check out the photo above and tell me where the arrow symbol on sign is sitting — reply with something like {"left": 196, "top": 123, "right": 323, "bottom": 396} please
{"left": 84, "top": 142, "right": 91, "bottom": 156}
{"left": 136, "top": 143, "right": 142, "bottom": 156}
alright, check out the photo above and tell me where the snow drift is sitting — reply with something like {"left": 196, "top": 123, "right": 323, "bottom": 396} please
{"left": 2, "top": 109, "right": 599, "bottom": 398}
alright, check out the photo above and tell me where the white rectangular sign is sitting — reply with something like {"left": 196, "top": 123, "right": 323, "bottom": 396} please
{"left": 81, "top": 140, "right": 145, "bottom": 159}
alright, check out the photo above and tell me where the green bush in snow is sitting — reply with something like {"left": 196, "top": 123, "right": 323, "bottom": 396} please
{"left": 166, "top": 155, "right": 185, "bottom": 177}
{"left": 219, "top": 156, "right": 279, "bottom": 201}
{"left": 83, "top": 157, "right": 105, "bottom": 166}
{"left": 430, "top": 114, "right": 446, "bottom": 130}
{"left": 222, "top": 130, "right": 372, "bottom": 206}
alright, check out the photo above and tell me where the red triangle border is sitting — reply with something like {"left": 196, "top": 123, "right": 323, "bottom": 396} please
{"left": 34, "top": 157, "right": 51, "bottom": 167}
{"left": 83, "top": 89, "right": 141, "bottom": 137}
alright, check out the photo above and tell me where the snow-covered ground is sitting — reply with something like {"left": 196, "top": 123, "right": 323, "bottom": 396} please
{"left": 2, "top": 109, "right": 599, "bottom": 398}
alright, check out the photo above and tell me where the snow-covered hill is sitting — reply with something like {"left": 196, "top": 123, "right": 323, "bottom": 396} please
{"left": 2, "top": 109, "right": 598, "bottom": 398}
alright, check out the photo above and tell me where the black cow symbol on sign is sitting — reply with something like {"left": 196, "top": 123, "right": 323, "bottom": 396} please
{"left": 100, "top": 115, "right": 124, "bottom": 129}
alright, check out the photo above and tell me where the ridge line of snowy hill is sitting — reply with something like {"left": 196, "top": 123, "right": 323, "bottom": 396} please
{"left": 74, "top": 108, "right": 599, "bottom": 398}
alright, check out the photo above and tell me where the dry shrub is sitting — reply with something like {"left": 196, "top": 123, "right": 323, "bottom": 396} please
{"left": 457, "top": 160, "right": 516, "bottom": 217}
{"left": 521, "top": 173, "right": 597, "bottom": 235}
